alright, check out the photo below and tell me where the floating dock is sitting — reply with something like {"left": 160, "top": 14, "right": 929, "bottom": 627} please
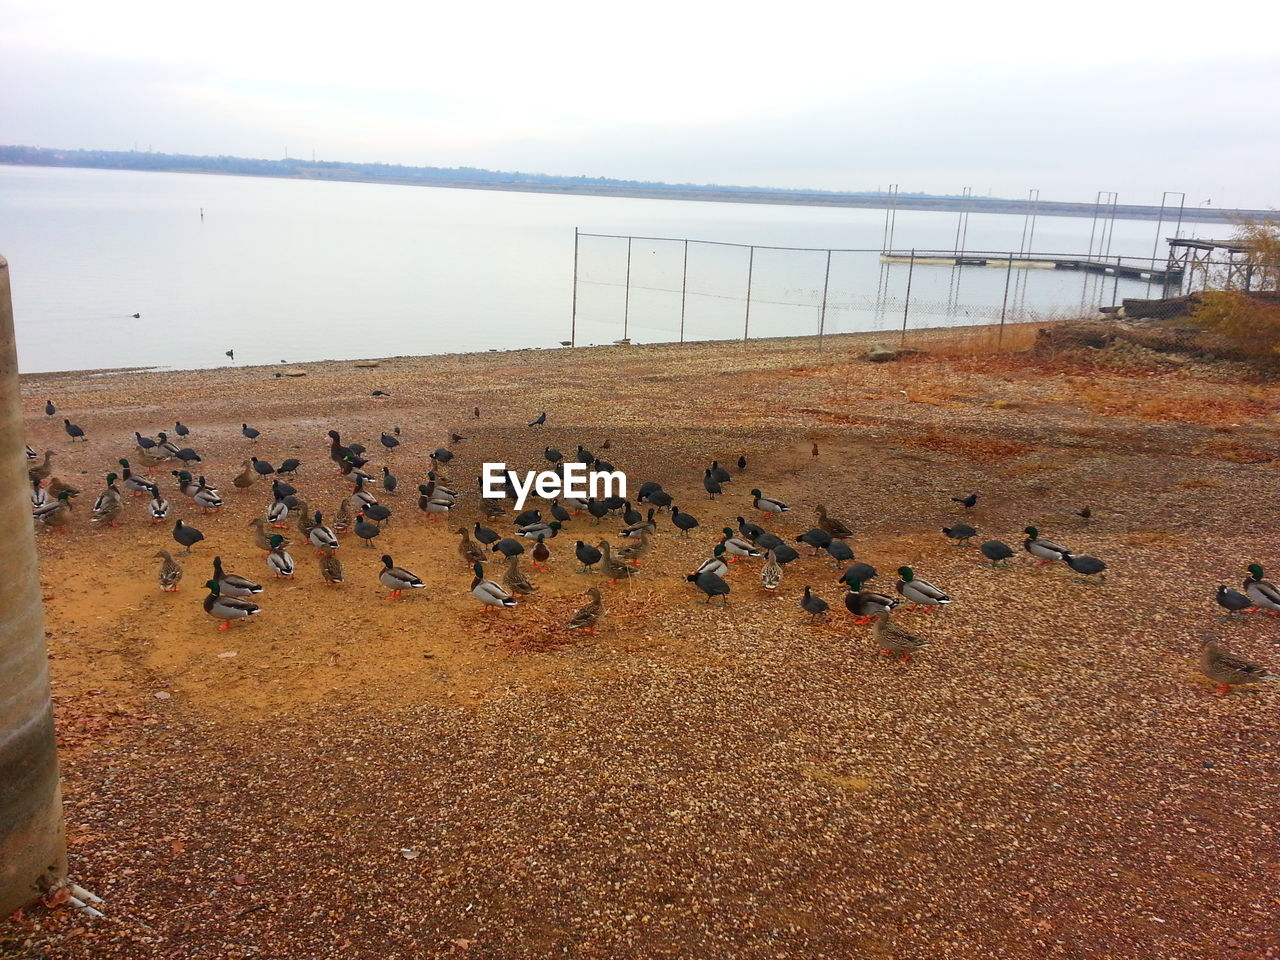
{"left": 879, "top": 250, "right": 1183, "bottom": 284}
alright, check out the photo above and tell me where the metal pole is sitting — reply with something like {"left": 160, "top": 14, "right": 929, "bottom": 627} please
{"left": 900, "top": 248, "right": 915, "bottom": 347}
{"left": 623, "top": 236, "right": 632, "bottom": 342}
{"left": 570, "top": 227, "right": 579, "bottom": 347}
{"left": 818, "top": 249, "right": 832, "bottom": 350}
{"left": 1112, "top": 256, "right": 1122, "bottom": 308}
{"left": 998, "top": 252, "right": 1013, "bottom": 349}
{"left": 0, "top": 254, "right": 67, "bottom": 915}
{"left": 743, "top": 246, "right": 754, "bottom": 341}
{"left": 679, "top": 239, "right": 688, "bottom": 344}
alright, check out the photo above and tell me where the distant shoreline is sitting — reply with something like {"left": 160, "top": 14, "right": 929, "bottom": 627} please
{"left": 1, "top": 146, "right": 1267, "bottom": 224}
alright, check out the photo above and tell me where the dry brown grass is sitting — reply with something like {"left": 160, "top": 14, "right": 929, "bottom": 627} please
{"left": 921, "top": 321, "right": 1044, "bottom": 358}
{"left": 903, "top": 429, "right": 1033, "bottom": 460}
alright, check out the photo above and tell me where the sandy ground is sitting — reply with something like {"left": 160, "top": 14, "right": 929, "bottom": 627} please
{"left": 5, "top": 329, "right": 1280, "bottom": 959}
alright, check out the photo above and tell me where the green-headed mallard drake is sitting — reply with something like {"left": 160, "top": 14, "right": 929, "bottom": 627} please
{"left": 155, "top": 549, "right": 183, "bottom": 592}
{"left": 212, "top": 556, "right": 262, "bottom": 597}
{"left": 1243, "top": 564, "right": 1280, "bottom": 614}
{"left": 694, "top": 545, "right": 729, "bottom": 579}
{"left": 28, "top": 450, "right": 54, "bottom": 484}
{"left": 318, "top": 549, "right": 344, "bottom": 586}
{"left": 1199, "top": 636, "right": 1277, "bottom": 694}
{"left": 308, "top": 512, "right": 339, "bottom": 551}
{"left": 417, "top": 483, "right": 452, "bottom": 521}
{"left": 118, "top": 459, "right": 151, "bottom": 496}
{"left": 719, "top": 527, "right": 762, "bottom": 562}
{"left": 598, "top": 541, "right": 636, "bottom": 583}
{"left": 193, "top": 477, "right": 223, "bottom": 513}
{"left": 203, "top": 579, "right": 260, "bottom": 630}
{"left": 843, "top": 580, "right": 899, "bottom": 624}
{"left": 814, "top": 504, "right": 853, "bottom": 539}
{"left": 148, "top": 485, "right": 169, "bottom": 523}
{"left": 750, "top": 489, "right": 790, "bottom": 518}
{"left": 172, "top": 470, "right": 200, "bottom": 499}
{"left": 567, "top": 587, "right": 603, "bottom": 635}
{"left": 36, "top": 491, "right": 74, "bottom": 531}
{"left": 93, "top": 473, "right": 123, "bottom": 514}
{"left": 456, "top": 527, "right": 486, "bottom": 566}
{"left": 517, "top": 519, "right": 561, "bottom": 540}
{"left": 249, "top": 517, "right": 282, "bottom": 555}
{"left": 1023, "top": 526, "right": 1069, "bottom": 565}
{"left": 266, "top": 535, "right": 295, "bottom": 578}
{"left": 471, "top": 561, "right": 516, "bottom": 611}
{"left": 872, "top": 610, "right": 929, "bottom": 662}
{"left": 502, "top": 554, "right": 537, "bottom": 595}
{"left": 761, "top": 549, "right": 783, "bottom": 591}
{"left": 379, "top": 554, "right": 423, "bottom": 599}
{"left": 895, "top": 567, "right": 951, "bottom": 610}
{"left": 615, "top": 529, "right": 650, "bottom": 567}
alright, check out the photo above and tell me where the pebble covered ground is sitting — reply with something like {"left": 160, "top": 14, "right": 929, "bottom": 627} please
{"left": 6, "top": 330, "right": 1280, "bottom": 959}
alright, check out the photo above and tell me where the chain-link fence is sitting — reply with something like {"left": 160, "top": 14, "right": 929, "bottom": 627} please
{"left": 568, "top": 230, "right": 1246, "bottom": 352}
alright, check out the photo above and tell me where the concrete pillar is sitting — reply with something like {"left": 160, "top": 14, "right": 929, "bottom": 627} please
{"left": 0, "top": 254, "right": 66, "bottom": 914}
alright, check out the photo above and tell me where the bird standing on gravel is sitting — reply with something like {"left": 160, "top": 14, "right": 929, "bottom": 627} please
{"left": 471, "top": 562, "right": 517, "bottom": 611}
{"left": 800, "top": 585, "right": 828, "bottom": 620}
{"left": 943, "top": 524, "right": 978, "bottom": 546}
{"left": 814, "top": 505, "right": 853, "bottom": 540}
{"left": 1023, "top": 527, "right": 1069, "bottom": 565}
{"left": 872, "top": 610, "right": 929, "bottom": 663}
{"left": 1199, "top": 637, "right": 1277, "bottom": 694}
{"left": 980, "top": 541, "right": 1015, "bottom": 567}
{"left": 567, "top": 588, "right": 603, "bottom": 635}
{"left": 155, "top": 550, "right": 183, "bottom": 592}
{"left": 45, "top": 399, "right": 56, "bottom": 416}
{"left": 528, "top": 411, "right": 547, "bottom": 427}
{"left": 203, "top": 580, "right": 260, "bottom": 630}
{"left": 354, "top": 513, "right": 380, "bottom": 547}
{"left": 952, "top": 493, "right": 978, "bottom": 510}
{"left": 687, "top": 569, "right": 730, "bottom": 605}
{"left": 895, "top": 567, "right": 951, "bottom": 611}
{"left": 1243, "top": 564, "right": 1280, "bottom": 614}
{"left": 1215, "top": 585, "right": 1251, "bottom": 619}
{"left": 751, "top": 489, "right": 789, "bottom": 518}
{"left": 172, "top": 519, "right": 204, "bottom": 555}
{"left": 379, "top": 555, "right": 424, "bottom": 599}
{"left": 1061, "top": 552, "right": 1107, "bottom": 584}
{"left": 844, "top": 581, "right": 899, "bottom": 624}
{"left": 64, "top": 419, "right": 86, "bottom": 442}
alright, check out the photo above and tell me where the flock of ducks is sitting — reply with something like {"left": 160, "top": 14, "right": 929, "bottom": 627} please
{"left": 24, "top": 397, "right": 1279, "bottom": 694}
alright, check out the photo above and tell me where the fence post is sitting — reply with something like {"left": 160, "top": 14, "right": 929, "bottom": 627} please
{"left": 818, "top": 249, "right": 832, "bottom": 351}
{"left": 570, "top": 227, "right": 579, "bottom": 347}
{"left": 998, "top": 252, "right": 1013, "bottom": 350}
{"left": 679, "top": 239, "right": 688, "bottom": 344}
{"left": 900, "top": 248, "right": 915, "bottom": 347}
{"left": 623, "top": 236, "right": 632, "bottom": 342}
{"left": 743, "top": 246, "right": 754, "bottom": 341}
{"left": 1111, "top": 256, "right": 1121, "bottom": 308}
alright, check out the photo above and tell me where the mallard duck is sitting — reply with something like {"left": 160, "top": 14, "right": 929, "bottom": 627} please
{"left": 872, "top": 610, "right": 929, "bottom": 662}
{"left": 350, "top": 477, "right": 378, "bottom": 511}
{"left": 318, "top": 550, "right": 344, "bottom": 586}
{"left": 232, "top": 460, "right": 257, "bottom": 492}
{"left": 193, "top": 477, "right": 223, "bottom": 513}
{"left": 517, "top": 519, "right": 561, "bottom": 540}
{"left": 90, "top": 495, "right": 123, "bottom": 527}
{"left": 266, "top": 536, "right": 295, "bottom": 577}
{"left": 471, "top": 561, "right": 516, "bottom": 611}
{"left": 172, "top": 470, "right": 201, "bottom": 499}
{"left": 598, "top": 541, "right": 636, "bottom": 582}
{"left": 155, "top": 550, "right": 183, "bottom": 591}
{"left": 379, "top": 555, "right": 424, "bottom": 599}
{"left": 147, "top": 485, "right": 169, "bottom": 523}
{"left": 895, "top": 567, "right": 951, "bottom": 610}
{"left": 46, "top": 477, "right": 80, "bottom": 499}
{"left": 26, "top": 444, "right": 38, "bottom": 461}
{"left": 1023, "top": 526, "right": 1069, "bottom": 565}
{"left": 30, "top": 477, "right": 49, "bottom": 513}
{"left": 686, "top": 569, "right": 730, "bottom": 604}
{"left": 417, "top": 483, "right": 452, "bottom": 520}
{"left": 621, "top": 509, "right": 657, "bottom": 538}
{"left": 332, "top": 497, "right": 352, "bottom": 532}
{"left": 616, "top": 529, "right": 650, "bottom": 567}
{"left": 567, "top": 587, "right": 603, "bottom": 635}
{"left": 761, "top": 550, "right": 783, "bottom": 591}
{"left": 456, "top": 527, "right": 486, "bottom": 566}
{"left": 843, "top": 581, "right": 899, "bottom": 624}
{"left": 293, "top": 500, "right": 316, "bottom": 538}
{"left": 694, "top": 545, "right": 729, "bottom": 579}
{"left": 719, "top": 527, "right": 762, "bottom": 562}
{"left": 203, "top": 579, "right": 260, "bottom": 630}
{"left": 800, "top": 585, "right": 828, "bottom": 620}
{"left": 1243, "top": 564, "right": 1280, "bottom": 614}
{"left": 36, "top": 491, "right": 74, "bottom": 531}
{"left": 575, "top": 540, "right": 602, "bottom": 572}
{"left": 308, "top": 512, "right": 339, "bottom": 551}
{"left": 173, "top": 519, "right": 204, "bottom": 554}
{"left": 750, "top": 489, "right": 790, "bottom": 517}
{"left": 93, "top": 474, "right": 123, "bottom": 514}
{"left": 117, "top": 459, "right": 151, "bottom": 496}
{"left": 212, "top": 556, "right": 262, "bottom": 597}
{"left": 502, "top": 554, "right": 537, "bottom": 595}
{"left": 531, "top": 536, "right": 551, "bottom": 572}
{"left": 1199, "top": 637, "right": 1277, "bottom": 694}
{"left": 814, "top": 505, "right": 853, "bottom": 539}
{"left": 28, "top": 450, "right": 54, "bottom": 484}
{"left": 266, "top": 496, "right": 290, "bottom": 528}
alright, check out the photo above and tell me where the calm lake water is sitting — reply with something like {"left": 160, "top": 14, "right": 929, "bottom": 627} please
{"left": 1, "top": 165, "right": 1196, "bottom": 373}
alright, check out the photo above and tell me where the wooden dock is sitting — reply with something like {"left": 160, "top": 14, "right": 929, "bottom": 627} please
{"left": 879, "top": 250, "right": 1183, "bottom": 284}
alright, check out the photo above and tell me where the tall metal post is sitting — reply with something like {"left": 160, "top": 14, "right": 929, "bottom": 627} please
{"left": 0, "top": 254, "right": 66, "bottom": 915}
{"left": 817, "top": 249, "right": 832, "bottom": 350}
{"left": 1112, "top": 255, "right": 1122, "bottom": 308}
{"left": 570, "top": 227, "right": 579, "bottom": 347}
{"left": 679, "top": 239, "right": 689, "bottom": 344}
{"left": 900, "top": 248, "right": 915, "bottom": 347}
{"left": 622, "top": 236, "right": 632, "bottom": 342}
{"left": 743, "top": 246, "right": 754, "bottom": 341}
{"left": 998, "top": 252, "right": 1014, "bottom": 350}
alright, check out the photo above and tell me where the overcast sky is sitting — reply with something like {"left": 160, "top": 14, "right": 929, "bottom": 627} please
{"left": 3, "top": 0, "right": 1277, "bottom": 209}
